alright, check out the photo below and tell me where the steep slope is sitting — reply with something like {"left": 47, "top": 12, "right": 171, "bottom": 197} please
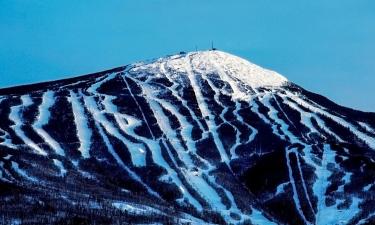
{"left": 0, "top": 50, "right": 375, "bottom": 225}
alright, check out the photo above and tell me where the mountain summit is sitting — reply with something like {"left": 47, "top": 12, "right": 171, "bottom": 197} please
{"left": 0, "top": 51, "right": 374, "bottom": 225}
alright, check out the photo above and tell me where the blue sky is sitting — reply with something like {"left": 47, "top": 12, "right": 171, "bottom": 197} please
{"left": 1, "top": 1, "right": 374, "bottom": 111}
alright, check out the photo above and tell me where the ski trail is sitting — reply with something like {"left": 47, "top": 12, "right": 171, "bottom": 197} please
{"left": 11, "top": 161, "right": 38, "bottom": 182}
{"left": 9, "top": 95, "right": 47, "bottom": 156}
{"left": 33, "top": 91, "right": 65, "bottom": 156}
{"left": 314, "top": 145, "right": 361, "bottom": 225}
{"left": 286, "top": 148, "right": 312, "bottom": 225}
{"left": 53, "top": 159, "right": 67, "bottom": 177}
{"left": 357, "top": 212, "right": 375, "bottom": 225}
{"left": 102, "top": 95, "right": 147, "bottom": 167}
{"left": 199, "top": 68, "right": 242, "bottom": 160}
{"left": 139, "top": 73, "right": 248, "bottom": 221}
{"left": 121, "top": 75, "right": 156, "bottom": 139}
{"left": 146, "top": 99, "right": 205, "bottom": 210}
{"left": 84, "top": 95, "right": 146, "bottom": 167}
{"left": 161, "top": 60, "right": 207, "bottom": 135}
{"left": 263, "top": 94, "right": 316, "bottom": 213}
{"left": 234, "top": 101, "right": 258, "bottom": 144}
{"left": 187, "top": 52, "right": 265, "bottom": 223}
{"left": 263, "top": 92, "right": 362, "bottom": 224}
{"left": 94, "top": 117, "right": 161, "bottom": 199}
{"left": 185, "top": 54, "right": 229, "bottom": 164}
{"left": 87, "top": 73, "right": 116, "bottom": 93}
{"left": 263, "top": 94, "right": 315, "bottom": 215}
{"left": 287, "top": 91, "right": 375, "bottom": 149}
{"left": 67, "top": 90, "right": 92, "bottom": 158}
{"left": 253, "top": 94, "right": 314, "bottom": 224}
{"left": 0, "top": 127, "right": 16, "bottom": 149}
{"left": 280, "top": 95, "right": 343, "bottom": 142}
{"left": 358, "top": 121, "right": 375, "bottom": 134}
{"left": 100, "top": 90, "right": 204, "bottom": 210}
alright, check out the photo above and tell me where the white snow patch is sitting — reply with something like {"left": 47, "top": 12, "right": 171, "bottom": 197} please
{"left": 359, "top": 122, "right": 375, "bottom": 133}
{"left": 112, "top": 202, "right": 163, "bottom": 215}
{"left": 275, "top": 182, "right": 289, "bottom": 196}
{"left": 249, "top": 208, "right": 278, "bottom": 225}
{"left": 363, "top": 183, "right": 372, "bottom": 192}
{"left": 53, "top": 159, "right": 67, "bottom": 177}
{"left": 0, "top": 128, "right": 16, "bottom": 149}
{"left": 11, "top": 161, "right": 38, "bottom": 182}
{"left": 3, "top": 154, "right": 12, "bottom": 160}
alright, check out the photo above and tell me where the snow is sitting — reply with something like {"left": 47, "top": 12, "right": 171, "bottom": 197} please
{"left": 90, "top": 108, "right": 161, "bottom": 199}
{"left": 0, "top": 128, "right": 16, "bottom": 149}
{"left": 275, "top": 182, "right": 289, "bottom": 196}
{"left": 180, "top": 213, "right": 215, "bottom": 225}
{"left": 3, "top": 154, "right": 12, "bottom": 160}
{"left": 132, "top": 50, "right": 287, "bottom": 101}
{"left": 87, "top": 73, "right": 116, "bottom": 93}
{"left": 359, "top": 121, "right": 375, "bottom": 133}
{"left": 337, "top": 172, "right": 351, "bottom": 193}
{"left": 199, "top": 65, "right": 248, "bottom": 160}
{"left": 316, "top": 197, "right": 361, "bottom": 225}
{"left": 185, "top": 54, "right": 230, "bottom": 163}
{"left": 249, "top": 208, "right": 278, "bottom": 225}
{"left": 161, "top": 60, "right": 207, "bottom": 133}
{"left": 112, "top": 202, "right": 163, "bottom": 215}
{"left": 358, "top": 212, "right": 375, "bottom": 225}
{"left": 192, "top": 51, "right": 287, "bottom": 100}
{"left": 145, "top": 96, "right": 203, "bottom": 210}
{"left": 314, "top": 145, "right": 362, "bottom": 225}
{"left": 0, "top": 161, "right": 12, "bottom": 182}
{"left": 257, "top": 93, "right": 362, "bottom": 224}
{"left": 9, "top": 95, "right": 47, "bottom": 156}
{"left": 33, "top": 91, "right": 65, "bottom": 156}
{"left": 53, "top": 159, "right": 67, "bottom": 177}
{"left": 289, "top": 93, "right": 375, "bottom": 149}
{"left": 84, "top": 95, "right": 146, "bottom": 167}
{"left": 1, "top": 50, "right": 373, "bottom": 224}
{"left": 67, "top": 90, "right": 92, "bottom": 158}
{"left": 363, "top": 183, "right": 372, "bottom": 191}
{"left": 137, "top": 61, "right": 272, "bottom": 223}
{"left": 285, "top": 147, "right": 311, "bottom": 224}
{"left": 141, "top": 84, "right": 194, "bottom": 166}
{"left": 0, "top": 162, "right": 4, "bottom": 181}
{"left": 281, "top": 94, "right": 344, "bottom": 142}
{"left": 233, "top": 101, "right": 258, "bottom": 157}
{"left": 101, "top": 95, "right": 147, "bottom": 167}
{"left": 10, "top": 219, "right": 22, "bottom": 225}
{"left": 258, "top": 94, "right": 315, "bottom": 224}
{"left": 11, "top": 161, "right": 38, "bottom": 182}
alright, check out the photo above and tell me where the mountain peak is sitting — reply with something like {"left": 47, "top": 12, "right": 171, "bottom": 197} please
{"left": 132, "top": 50, "right": 288, "bottom": 90}
{"left": 131, "top": 50, "right": 288, "bottom": 100}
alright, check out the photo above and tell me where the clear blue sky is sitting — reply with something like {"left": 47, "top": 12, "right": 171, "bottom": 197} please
{"left": 1, "top": 1, "right": 374, "bottom": 111}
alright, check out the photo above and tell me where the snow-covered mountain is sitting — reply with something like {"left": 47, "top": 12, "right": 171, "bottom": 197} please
{"left": 0, "top": 50, "right": 374, "bottom": 225}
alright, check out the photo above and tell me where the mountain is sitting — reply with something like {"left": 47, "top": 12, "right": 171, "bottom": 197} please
{"left": 0, "top": 50, "right": 374, "bottom": 225}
